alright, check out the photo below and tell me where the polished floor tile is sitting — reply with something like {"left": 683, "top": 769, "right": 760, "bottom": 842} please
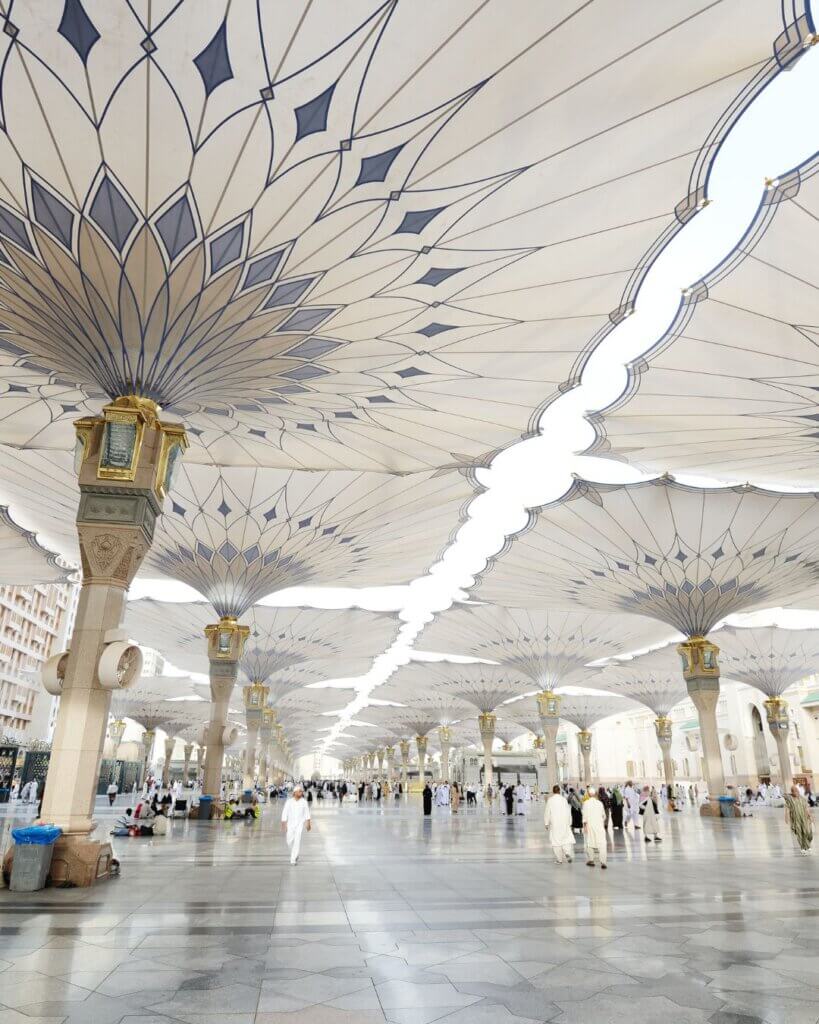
{"left": 1, "top": 796, "right": 819, "bottom": 1023}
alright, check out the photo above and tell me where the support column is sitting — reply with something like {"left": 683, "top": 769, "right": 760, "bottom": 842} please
{"left": 399, "top": 739, "right": 410, "bottom": 794}
{"left": 478, "top": 712, "right": 496, "bottom": 793}
{"left": 536, "top": 690, "right": 561, "bottom": 793}
{"left": 183, "top": 743, "right": 193, "bottom": 784}
{"left": 40, "top": 397, "right": 186, "bottom": 845}
{"left": 577, "top": 729, "right": 593, "bottom": 785}
{"left": 438, "top": 726, "right": 452, "bottom": 781}
{"left": 655, "top": 716, "right": 675, "bottom": 805}
{"left": 375, "top": 747, "right": 385, "bottom": 780}
{"left": 108, "top": 718, "right": 127, "bottom": 759}
{"left": 142, "top": 729, "right": 156, "bottom": 782}
{"left": 415, "top": 735, "right": 428, "bottom": 788}
{"left": 385, "top": 745, "right": 396, "bottom": 783}
{"left": 678, "top": 636, "right": 726, "bottom": 815}
{"left": 765, "top": 697, "right": 794, "bottom": 791}
{"left": 242, "top": 683, "right": 268, "bottom": 790}
{"left": 162, "top": 736, "right": 174, "bottom": 788}
{"left": 259, "top": 708, "right": 275, "bottom": 790}
{"left": 197, "top": 745, "right": 206, "bottom": 785}
{"left": 203, "top": 617, "right": 249, "bottom": 798}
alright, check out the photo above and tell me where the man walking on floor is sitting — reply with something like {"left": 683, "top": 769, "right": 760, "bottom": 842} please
{"left": 281, "top": 785, "right": 311, "bottom": 865}
{"left": 582, "top": 786, "right": 608, "bottom": 870}
{"left": 544, "top": 784, "right": 574, "bottom": 863}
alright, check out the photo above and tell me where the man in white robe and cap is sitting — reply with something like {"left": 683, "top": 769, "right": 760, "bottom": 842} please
{"left": 514, "top": 781, "right": 527, "bottom": 815}
{"left": 623, "top": 781, "right": 640, "bottom": 830}
{"left": 281, "top": 786, "right": 312, "bottom": 865}
{"left": 543, "top": 785, "right": 574, "bottom": 863}
{"left": 582, "top": 787, "right": 608, "bottom": 869}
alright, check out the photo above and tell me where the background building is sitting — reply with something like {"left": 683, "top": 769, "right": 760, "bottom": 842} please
{"left": 0, "top": 581, "right": 78, "bottom": 743}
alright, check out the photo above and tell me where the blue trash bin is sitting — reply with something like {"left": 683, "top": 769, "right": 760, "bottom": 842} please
{"left": 718, "top": 796, "right": 736, "bottom": 818}
{"left": 198, "top": 795, "right": 213, "bottom": 820}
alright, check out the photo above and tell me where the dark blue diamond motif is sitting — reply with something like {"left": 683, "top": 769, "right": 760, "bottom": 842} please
{"left": 396, "top": 207, "right": 444, "bottom": 234}
{"left": 89, "top": 178, "right": 137, "bottom": 251}
{"left": 31, "top": 182, "right": 74, "bottom": 248}
{"left": 0, "top": 207, "right": 32, "bottom": 253}
{"left": 217, "top": 499, "right": 231, "bottom": 516}
{"left": 156, "top": 195, "right": 197, "bottom": 260}
{"left": 285, "top": 337, "right": 342, "bottom": 360}
{"left": 58, "top": 0, "right": 100, "bottom": 63}
{"left": 418, "top": 322, "right": 454, "bottom": 338}
{"left": 264, "top": 277, "right": 314, "bottom": 308}
{"left": 355, "top": 144, "right": 403, "bottom": 186}
{"left": 210, "top": 223, "right": 243, "bottom": 272}
{"left": 416, "top": 266, "right": 463, "bottom": 287}
{"left": 282, "top": 364, "right": 328, "bottom": 380}
{"left": 278, "top": 307, "right": 335, "bottom": 333}
{"left": 244, "top": 250, "right": 283, "bottom": 289}
{"left": 194, "top": 18, "right": 233, "bottom": 96}
{"left": 219, "top": 540, "right": 238, "bottom": 561}
{"left": 196, "top": 541, "right": 213, "bottom": 561}
{"left": 294, "top": 83, "right": 336, "bottom": 141}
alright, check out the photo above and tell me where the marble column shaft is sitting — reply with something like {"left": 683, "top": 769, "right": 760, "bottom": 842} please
{"left": 679, "top": 637, "right": 726, "bottom": 810}
{"left": 537, "top": 691, "right": 561, "bottom": 793}
{"left": 478, "top": 713, "right": 495, "bottom": 793}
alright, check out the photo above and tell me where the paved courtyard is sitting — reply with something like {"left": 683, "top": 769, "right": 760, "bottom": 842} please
{"left": 0, "top": 798, "right": 817, "bottom": 1024}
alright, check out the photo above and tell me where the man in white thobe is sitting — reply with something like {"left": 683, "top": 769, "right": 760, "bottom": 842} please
{"left": 515, "top": 782, "right": 527, "bottom": 815}
{"left": 281, "top": 786, "right": 312, "bottom": 865}
{"left": 582, "top": 787, "right": 608, "bottom": 869}
{"left": 436, "top": 783, "right": 450, "bottom": 807}
{"left": 543, "top": 785, "right": 574, "bottom": 863}
{"left": 623, "top": 782, "right": 640, "bottom": 829}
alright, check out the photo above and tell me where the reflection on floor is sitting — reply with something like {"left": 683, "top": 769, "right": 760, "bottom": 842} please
{"left": 0, "top": 795, "right": 817, "bottom": 1023}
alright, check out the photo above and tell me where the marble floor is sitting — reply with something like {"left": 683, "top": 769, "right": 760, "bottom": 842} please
{"left": 0, "top": 795, "right": 818, "bottom": 1024}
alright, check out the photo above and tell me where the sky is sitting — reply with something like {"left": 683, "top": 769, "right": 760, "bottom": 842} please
{"left": 129, "top": 40, "right": 819, "bottom": 766}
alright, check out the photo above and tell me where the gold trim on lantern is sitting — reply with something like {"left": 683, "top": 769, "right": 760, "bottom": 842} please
{"left": 154, "top": 423, "right": 189, "bottom": 500}
{"left": 676, "top": 636, "right": 720, "bottom": 679}
{"left": 96, "top": 396, "right": 159, "bottom": 481}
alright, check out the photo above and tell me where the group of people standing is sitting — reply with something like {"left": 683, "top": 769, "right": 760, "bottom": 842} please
{"left": 544, "top": 783, "right": 664, "bottom": 868}
{"left": 422, "top": 780, "right": 462, "bottom": 813}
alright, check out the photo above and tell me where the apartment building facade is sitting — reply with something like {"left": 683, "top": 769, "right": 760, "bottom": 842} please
{"left": 0, "top": 581, "right": 78, "bottom": 743}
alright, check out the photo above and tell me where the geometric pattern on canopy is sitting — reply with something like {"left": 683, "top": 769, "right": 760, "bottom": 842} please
{"left": 109, "top": 677, "right": 218, "bottom": 737}
{"left": 418, "top": 605, "right": 675, "bottom": 688}
{"left": 423, "top": 662, "right": 533, "bottom": 714}
{"left": 0, "top": 2, "right": 806, "bottom": 471}
{"left": 0, "top": 448, "right": 473, "bottom": 613}
{"left": 0, "top": 503, "right": 73, "bottom": 584}
{"left": 546, "top": 693, "right": 639, "bottom": 732}
{"left": 474, "top": 476, "right": 819, "bottom": 637}
{"left": 145, "top": 463, "right": 474, "bottom": 616}
{"left": 587, "top": 161, "right": 819, "bottom": 487}
{"left": 357, "top": 695, "right": 472, "bottom": 737}
{"left": 0, "top": 446, "right": 80, "bottom": 560}
{"left": 596, "top": 649, "right": 690, "bottom": 717}
{"left": 124, "top": 599, "right": 397, "bottom": 680}
{"left": 712, "top": 624, "right": 819, "bottom": 698}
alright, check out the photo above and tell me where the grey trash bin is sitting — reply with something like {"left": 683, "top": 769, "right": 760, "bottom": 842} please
{"left": 10, "top": 843, "right": 55, "bottom": 892}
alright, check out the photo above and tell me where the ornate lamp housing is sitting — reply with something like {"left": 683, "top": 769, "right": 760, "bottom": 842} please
{"left": 243, "top": 682, "right": 270, "bottom": 712}
{"left": 678, "top": 636, "right": 720, "bottom": 679}
{"left": 75, "top": 396, "right": 188, "bottom": 506}
{"left": 205, "top": 617, "right": 250, "bottom": 661}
